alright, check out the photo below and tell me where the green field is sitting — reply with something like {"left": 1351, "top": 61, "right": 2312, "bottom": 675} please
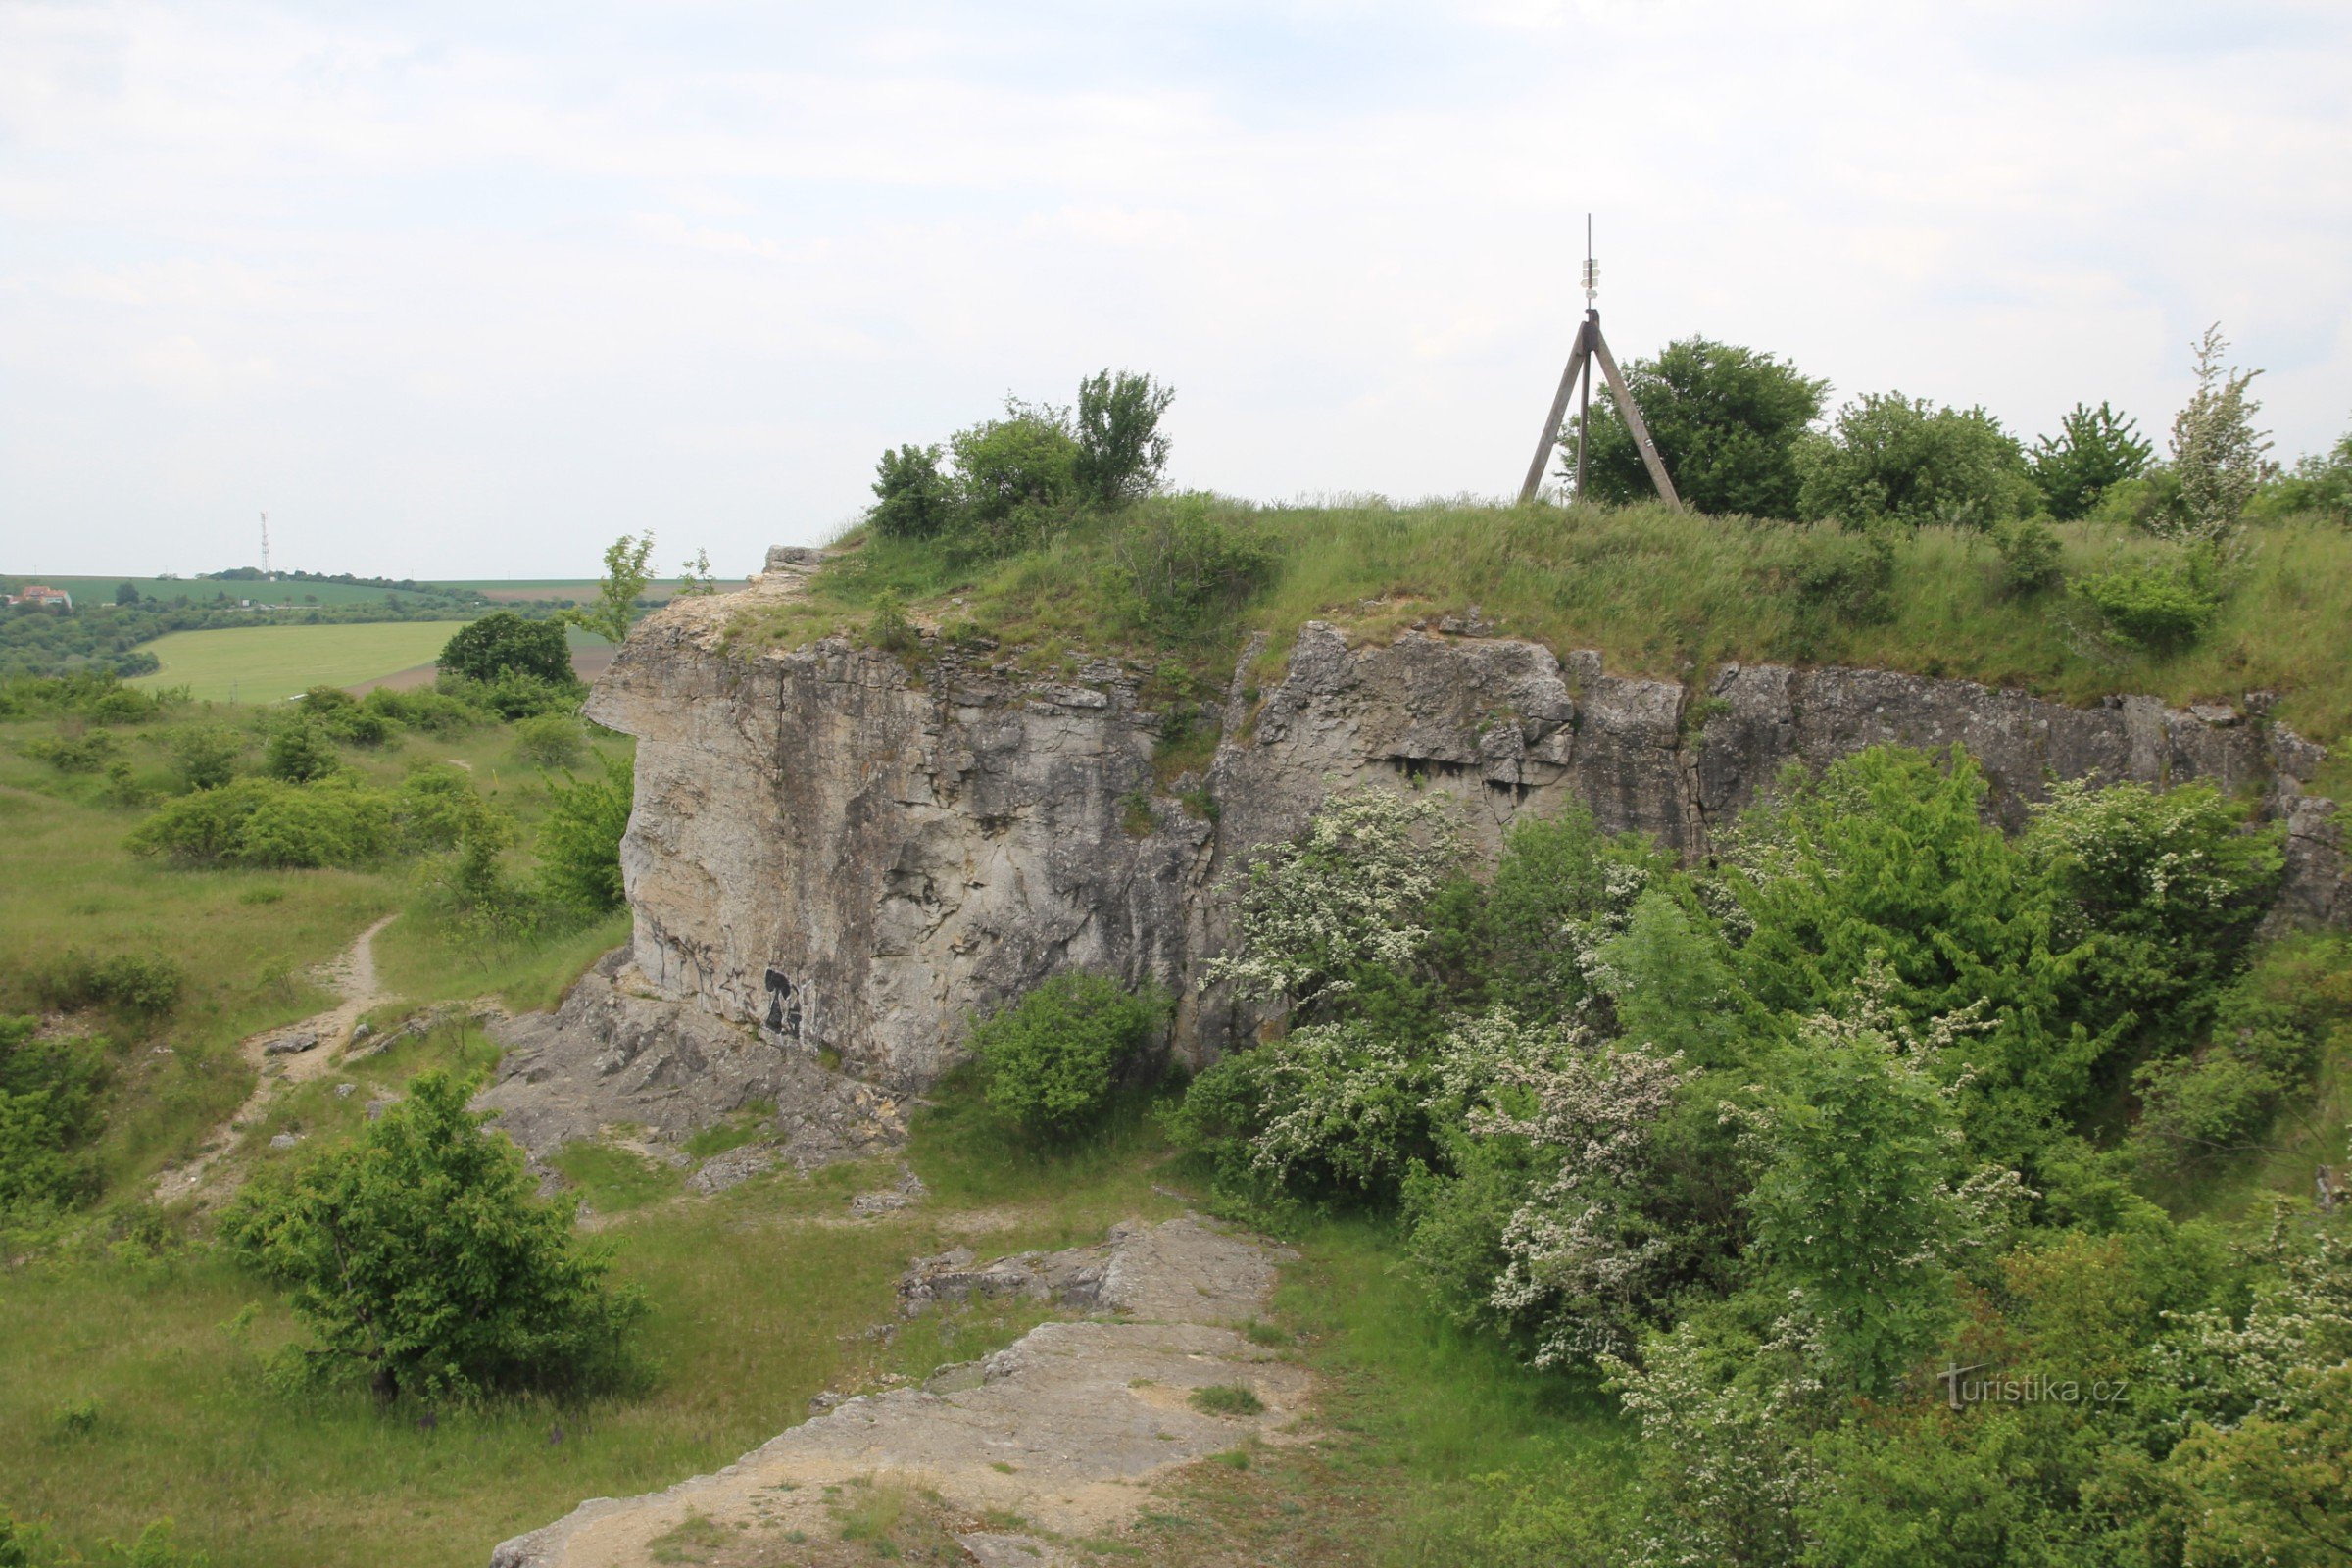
{"left": 21, "top": 576, "right": 459, "bottom": 610}
{"left": 127, "top": 621, "right": 473, "bottom": 702}
{"left": 432, "top": 578, "right": 683, "bottom": 604}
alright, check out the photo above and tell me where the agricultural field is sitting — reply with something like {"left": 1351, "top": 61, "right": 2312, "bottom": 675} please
{"left": 19, "top": 576, "right": 464, "bottom": 610}
{"left": 432, "top": 578, "right": 686, "bottom": 605}
{"left": 125, "top": 621, "right": 476, "bottom": 703}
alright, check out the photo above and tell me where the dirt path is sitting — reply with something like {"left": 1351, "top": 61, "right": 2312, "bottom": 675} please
{"left": 153, "top": 912, "right": 401, "bottom": 1205}
{"left": 490, "top": 1217, "right": 1309, "bottom": 1568}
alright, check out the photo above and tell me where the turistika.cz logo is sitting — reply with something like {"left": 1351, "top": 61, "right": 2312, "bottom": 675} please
{"left": 1935, "top": 1363, "right": 2130, "bottom": 1410}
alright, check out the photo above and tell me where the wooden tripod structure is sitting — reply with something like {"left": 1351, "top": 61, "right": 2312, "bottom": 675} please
{"left": 1516, "top": 223, "right": 1682, "bottom": 509}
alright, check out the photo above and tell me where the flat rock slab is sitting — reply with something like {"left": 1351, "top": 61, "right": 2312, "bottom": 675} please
{"left": 489, "top": 1217, "right": 1301, "bottom": 1567}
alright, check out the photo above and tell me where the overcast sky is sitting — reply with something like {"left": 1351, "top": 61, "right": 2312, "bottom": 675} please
{"left": 4, "top": 1, "right": 2347, "bottom": 580}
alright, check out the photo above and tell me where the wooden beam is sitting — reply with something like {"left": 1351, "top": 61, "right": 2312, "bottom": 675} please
{"left": 1592, "top": 328, "right": 1682, "bottom": 509}
{"left": 1517, "top": 319, "right": 1592, "bottom": 505}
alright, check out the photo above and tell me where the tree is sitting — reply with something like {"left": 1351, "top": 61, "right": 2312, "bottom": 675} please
{"left": 1571, "top": 338, "right": 1827, "bottom": 518}
{"left": 261, "top": 718, "right": 338, "bottom": 783}
{"left": 2169, "top": 324, "right": 2272, "bottom": 541}
{"left": 437, "top": 612, "right": 575, "bottom": 686}
{"left": 968, "top": 972, "right": 1166, "bottom": 1138}
{"left": 2030, "top": 400, "right": 2154, "bottom": 519}
{"left": 114, "top": 581, "right": 141, "bottom": 606}
{"left": 674, "top": 548, "right": 717, "bottom": 597}
{"left": 1797, "top": 393, "right": 2038, "bottom": 529}
{"left": 1074, "top": 369, "right": 1176, "bottom": 507}
{"left": 221, "top": 1070, "right": 645, "bottom": 1402}
{"left": 869, "top": 443, "right": 956, "bottom": 541}
{"left": 947, "top": 403, "right": 1082, "bottom": 555}
{"left": 563, "top": 534, "right": 656, "bottom": 647}
{"left": 536, "top": 751, "right": 633, "bottom": 911}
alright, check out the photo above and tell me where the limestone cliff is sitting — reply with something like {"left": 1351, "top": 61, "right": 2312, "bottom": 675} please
{"left": 586, "top": 579, "right": 2345, "bottom": 1095}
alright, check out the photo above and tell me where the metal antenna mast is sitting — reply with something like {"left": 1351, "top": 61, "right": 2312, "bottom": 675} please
{"left": 1516, "top": 215, "right": 1681, "bottom": 509}
{"left": 260, "top": 513, "right": 273, "bottom": 582}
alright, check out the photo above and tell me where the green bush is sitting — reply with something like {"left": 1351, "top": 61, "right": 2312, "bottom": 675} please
{"left": 967, "top": 972, "right": 1167, "bottom": 1139}
{"left": 2029, "top": 400, "right": 2154, "bottom": 519}
{"left": 863, "top": 591, "right": 920, "bottom": 657}
{"left": 165, "top": 725, "right": 244, "bottom": 791}
{"left": 33, "top": 950, "right": 185, "bottom": 1021}
{"left": 391, "top": 762, "right": 481, "bottom": 851}
{"left": 127, "top": 776, "right": 396, "bottom": 869}
{"left": 261, "top": 718, "right": 338, "bottom": 782}
{"left": 1107, "top": 497, "right": 1279, "bottom": 637}
{"left": 1073, "top": 368, "right": 1176, "bottom": 507}
{"left": 361, "top": 684, "right": 484, "bottom": 735}
{"left": 511, "top": 713, "right": 584, "bottom": 770}
{"left": 947, "top": 402, "right": 1083, "bottom": 557}
{"left": 294, "top": 687, "right": 395, "bottom": 746}
{"left": 536, "top": 751, "right": 634, "bottom": 911}
{"left": 433, "top": 668, "right": 581, "bottom": 721}
{"left": 1988, "top": 514, "right": 2064, "bottom": 594}
{"left": 868, "top": 443, "right": 956, "bottom": 541}
{"left": 221, "top": 1070, "right": 646, "bottom": 1402}
{"left": 1575, "top": 337, "right": 1827, "bottom": 518}
{"left": 1798, "top": 392, "right": 2037, "bottom": 529}
{"left": 437, "top": 612, "right": 575, "bottom": 686}
{"left": 1784, "top": 522, "right": 1896, "bottom": 625}
{"left": 0, "top": 1016, "right": 106, "bottom": 1218}
{"left": 2071, "top": 546, "right": 2225, "bottom": 649}
{"left": 23, "top": 730, "right": 121, "bottom": 775}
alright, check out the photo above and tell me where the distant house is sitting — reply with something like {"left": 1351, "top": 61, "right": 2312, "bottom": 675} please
{"left": 7, "top": 585, "right": 73, "bottom": 610}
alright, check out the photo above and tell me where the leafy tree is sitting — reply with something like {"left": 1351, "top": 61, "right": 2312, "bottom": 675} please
{"left": 2249, "top": 424, "right": 2352, "bottom": 526}
{"left": 166, "top": 725, "right": 243, "bottom": 791}
{"left": 511, "top": 713, "right": 584, "bottom": 770}
{"left": 1798, "top": 393, "right": 2038, "bottom": 529}
{"left": 2030, "top": 400, "right": 2153, "bottom": 519}
{"left": 114, "top": 581, "right": 141, "bottom": 606}
{"left": 1477, "top": 807, "right": 1666, "bottom": 1027}
{"left": 221, "top": 1070, "right": 646, "bottom": 1402}
{"left": 261, "top": 719, "right": 338, "bottom": 783}
{"left": 674, "top": 548, "right": 717, "bottom": 597}
{"left": 947, "top": 402, "right": 1082, "bottom": 556}
{"left": 536, "top": 751, "right": 634, "bottom": 911}
{"left": 439, "top": 612, "right": 575, "bottom": 686}
{"left": 1073, "top": 368, "right": 1176, "bottom": 507}
{"left": 2168, "top": 324, "right": 2271, "bottom": 541}
{"left": 563, "top": 534, "right": 656, "bottom": 647}
{"left": 967, "top": 972, "right": 1166, "bottom": 1138}
{"left": 868, "top": 443, "right": 956, "bottom": 541}
{"left": 1572, "top": 337, "right": 1828, "bottom": 518}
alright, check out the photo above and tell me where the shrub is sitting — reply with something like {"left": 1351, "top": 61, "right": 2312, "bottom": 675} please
{"left": 511, "top": 713, "right": 584, "bottom": 770}
{"left": 33, "top": 950, "right": 184, "bottom": 1021}
{"left": 947, "top": 402, "right": 1082, "bottom": 556}
{"left": 1798, "top": 392, "right": 2037, "bottom": 529}
{"left": 293, "top": 686, "right": 394, "bottom": 746}
{"left": 868, "top": 443, "right": 956, "bottom": 541}
{"left": 1784, "top": 522, "right": 1896, "bottom": 626}
{"left": 2167, "top": 324, "right": 2271, "bottom": 541}
{"left": 1574, "top": 337, "right": 1828, "bottom": 518}
{"left": 437, "top": 612, "right": 576, "bottom": 686}
{"left": 24, "top": 730, "right": 120, "bottom": 774}
{"left": 536, "top": 751, "right": 634, "bottom": 911}
{"left": 362, "top": 684, "right": 484, "bottom": 736}
{"left": 128, "top": 776, "right": 396, "bottom": 869}
{"left": 967, "top": 972, "right": 1166, "bottom": 1139}
{"left": 435, "top": 669, "right": 580, "bottom": 720}
{"left": 1107, "top": 497, "right": 1278, "bottom": 637}
{"left": 261, "top": 718, "right": 338, "bottom": 782}
{"left": 392, "top": 763, "right": 480, "bottom": 851}
{"left": 1988, "top": 514, "right": 2064, "bottom": 595}
{"left": 220, "top": 1070, "right": 647, "bottom": 1402}
{"left": 166, "top": 725, "right": 244, "bottom": 791}
{"left": 0, "top": 1016, "right": 106, "bottom": 1217}
{"left": 864, "top": 591, "right": 920, "bottom": 657}
{"left": 2071, "top": 546, "right": 2225, "bottom": 650}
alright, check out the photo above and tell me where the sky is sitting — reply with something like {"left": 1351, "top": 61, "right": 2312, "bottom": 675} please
{"left": 3, "top": 1, "right": 2348, "bottom": 581}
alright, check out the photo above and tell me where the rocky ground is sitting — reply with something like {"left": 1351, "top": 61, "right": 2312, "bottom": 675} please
{"left": 489, "top": 1216, "right": 1307, "bottom": 1568}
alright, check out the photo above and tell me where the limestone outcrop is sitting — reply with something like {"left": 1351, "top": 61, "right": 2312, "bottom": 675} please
{"left": 584, "top": 583, "right": 2346, "bottom": 1095}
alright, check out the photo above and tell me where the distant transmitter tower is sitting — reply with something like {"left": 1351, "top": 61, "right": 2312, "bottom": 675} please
{"left": 1517, "top": 217, "right": 1682, "bottom": 509}
{"left": 260, "top": 513, "right": 274, "bottom": 582}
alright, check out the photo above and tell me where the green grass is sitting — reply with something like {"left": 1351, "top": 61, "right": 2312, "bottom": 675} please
{"left": 23, "top": 576, "right": 462, "bottom": 610}
{"left": 553, "top": 1142, "right": 686, "bottom": 1213}
{"left": 733, "top": 501, "right": 2352, "bottom": 797}
{"left": 126, "top": 621, "right": 476, "bottom": 702}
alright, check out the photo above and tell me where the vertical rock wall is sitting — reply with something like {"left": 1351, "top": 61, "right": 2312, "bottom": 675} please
{"left": 588, "top": 605, "right": 2344, "bottom": 1092}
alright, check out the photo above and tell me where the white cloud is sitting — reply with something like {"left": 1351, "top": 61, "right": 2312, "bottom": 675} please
{"left": 1, "top": 0, "right": 2347, "bottom": 576}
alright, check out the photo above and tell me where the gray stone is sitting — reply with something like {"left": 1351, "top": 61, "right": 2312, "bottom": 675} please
{"left": 269, "top": 1133, "right": 299, "bottom": 1150}
{"left": 583, "top": 599, "right": 2348, "bottom": 1095}
{"left": 849, "top": 1163, "right": 926, "bottom": 1215}
{"left": 263, "top": 1031, "right": 319, "bottom": 1056}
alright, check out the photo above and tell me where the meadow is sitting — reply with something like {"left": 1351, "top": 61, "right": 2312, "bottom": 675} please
{"left": 19, "top": 577, "right": 462, "bottom": 611}
{"left": 125, "top": 621, "right": 475, "bottom": 702}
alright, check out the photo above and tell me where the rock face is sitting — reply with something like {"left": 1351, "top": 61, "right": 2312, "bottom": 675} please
{"left": 587, "top": 597, "right": 2346, "bottom": 1091}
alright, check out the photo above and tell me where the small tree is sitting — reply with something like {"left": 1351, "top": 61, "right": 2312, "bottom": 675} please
{"left": 947, "top": 403, "right": 1082, "bottom": 556}
{"left": 968, "top": 973, "right": 1166, "bottom": 1138}
{"left": 1106, "top": 496, "right": 1275, "bottom": 637}
{"left": 868, "top": 443, "right": 956, "bottom": 541}
{"left": 674, "top": 548, "right": 717, "bottom": 597}
{"left": 1572, "top": 337, "right": 1827, "bottom": 518}
{"left": 222, "top": 1070, "right": 645, "bottom": 1402}
{"left": 2030, "top": 400, "right": 2154, "bottom": 519}
{"left": 563, "top": 534, "right": 656, "bottom": 647}
{"left": 438, "top": 612, "right": 575, "bottom": 686}
{"left": 1074, "top": 369, "right": 1176, "bottom": 507}
{"left": 262, "top": 719, "right": 338, "bottom": 783}
{"left": 114, "top": 581, "right": 141, "bottom": 606}
{"left": 2169, "top": 324, "right": 2272, "bottom": 541}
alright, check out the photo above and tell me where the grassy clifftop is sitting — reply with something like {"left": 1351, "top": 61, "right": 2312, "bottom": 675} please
{"left": 729, "top": 498, "right": 2352, "bottom": 793}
